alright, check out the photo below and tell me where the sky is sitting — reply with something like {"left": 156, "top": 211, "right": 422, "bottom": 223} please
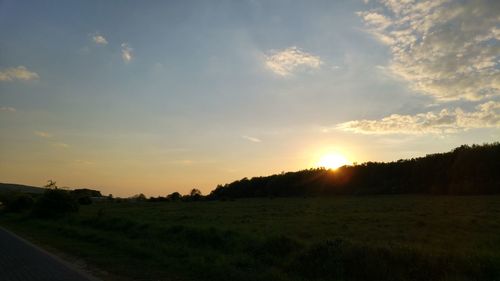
{"left": 0, "top": 0, "right": 499, "bottom": 197}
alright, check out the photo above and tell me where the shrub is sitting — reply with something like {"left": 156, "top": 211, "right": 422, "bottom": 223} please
{"left": 32, "top": 188, "right": 79, "bottom": 218}
{"left": 77, "top": 196, "right": 93, "bottom": 205}
{"left": 2, "top": 193, "right": 35, "bottom": 212}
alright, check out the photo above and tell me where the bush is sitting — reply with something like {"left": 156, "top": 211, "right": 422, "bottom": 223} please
{"left": 32, "top": 188, "right": 79, "bottom": 218}
{"left": 77, "top": 196, "right": 93, "bottom": 205}
{"left": 2, "top": 193, "right": 35, "bottom": 212}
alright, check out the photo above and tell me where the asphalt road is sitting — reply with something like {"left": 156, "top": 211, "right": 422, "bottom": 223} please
{"left": 0, "top": 227, "right": 98, "bottom": 281}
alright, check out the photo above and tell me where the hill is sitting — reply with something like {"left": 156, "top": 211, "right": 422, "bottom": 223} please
{"left": 0, "top": 183, "right": 45, "bottom": 194}
{"left": 0, "top": 183, "right": 102, "bottom": 198}
{"left": 210, "top": 143, "right": 500, "bottom": 198}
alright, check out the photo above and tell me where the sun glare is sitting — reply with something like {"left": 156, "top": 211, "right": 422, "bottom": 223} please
{"left": 316, "top": 153, "right": 350, "bottom": 170}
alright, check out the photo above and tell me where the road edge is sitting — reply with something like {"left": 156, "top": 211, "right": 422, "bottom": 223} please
{"left": 0, "top": 225, "right": 102, "bottom": 281}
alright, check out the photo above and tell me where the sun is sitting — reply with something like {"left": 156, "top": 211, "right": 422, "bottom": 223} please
{"left": 316, "top": 153, "right": 350, "bottom": 170}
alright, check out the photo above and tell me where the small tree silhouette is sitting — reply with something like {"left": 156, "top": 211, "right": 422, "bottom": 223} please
{"left": 188, "top": 188, "right": 202, "bottom": 201}
{"left": 45, "top": 180, "right": 58, "bottom": 189}
{"left": 166, "top": 192, "right": 181, "bottom": 201}
{"left": 190, "top": 188, "right": 201, "bottom": 197}
{"left": 131, "top": 193, "right": 147, "bottom": 202}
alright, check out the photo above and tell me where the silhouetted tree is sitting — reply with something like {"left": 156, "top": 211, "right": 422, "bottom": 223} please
{"left": 45, "top": 179, "right": 57, "bottom": 189}
{"left": 190, "top": 188, "right": 202, "bottom": 197}
{"left": 166, "top": 192, "right": 182, "bottom": 201}
{"left": 131, "top": 193, "right": 147, "bottom": 202}
{"left": 187, "top": 188, "right": 202, "bottom": 201}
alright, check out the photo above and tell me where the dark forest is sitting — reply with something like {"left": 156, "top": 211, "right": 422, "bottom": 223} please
{"left": 210, "top": 143, "right": 500, "bottom": 198}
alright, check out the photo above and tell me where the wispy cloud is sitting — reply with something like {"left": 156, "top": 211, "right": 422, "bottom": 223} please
{"left": 242, "top": 135, "right": 262, "bottom": 143}
{"left": 52, "top": 142, "right": 69, "bottom": 148}
{"left": 336, "top": 101, "right": 500, "bottom": 135}
{"left": 265, "top": 46, "right": 322, "bottom": 76}
{"left": 357, "top": 0, "right": 500, "bottom": 101}
{"left": 0, "top": 66, "right": 39, "bottom": 82}
{"left": 92, "top": 33, "right": 108, "bottom": 45}
{"left": 121, "top": 43, "right": 133, "bottom": 62}
{"left": 34, "top": 131, "right": 53, "bottom": 138}
{"left": 34, "top": 131, "right": 71, "bottom": 148}
{"left": 0, "top": 106, "right": 16, "bottom": 112}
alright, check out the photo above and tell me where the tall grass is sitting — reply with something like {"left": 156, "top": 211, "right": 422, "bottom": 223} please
{"left": 1, "top": 196, "right": 500, "bottom": 281}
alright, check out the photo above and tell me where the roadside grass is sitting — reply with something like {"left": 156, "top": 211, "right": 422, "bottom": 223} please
{"left": 1, "top": 196, "right": 500, "bottom": 280}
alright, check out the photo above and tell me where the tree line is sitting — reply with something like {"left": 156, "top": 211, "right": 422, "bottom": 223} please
{"left": 2, "top": 143, "right": 498, "bottom": 211}
{"left": 208, "top": 143, "right": 500, "bottom": 199}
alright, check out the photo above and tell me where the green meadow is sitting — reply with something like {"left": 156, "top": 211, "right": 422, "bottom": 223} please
{"left": 2, "top": 195, "right": 500, "bottom": 281}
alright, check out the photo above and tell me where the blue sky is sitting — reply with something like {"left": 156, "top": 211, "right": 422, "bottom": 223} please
{"left": 1, "top": 0, "right": 498, "bottom": 196}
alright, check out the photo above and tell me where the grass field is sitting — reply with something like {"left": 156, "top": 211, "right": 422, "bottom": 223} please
{"left": 1, "top": 195, "right": 500, "bottom": 280}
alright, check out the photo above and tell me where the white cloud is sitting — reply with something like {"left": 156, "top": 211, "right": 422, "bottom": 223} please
{"left": 34, "top": 131, "right": 52, "bottom": 138}
{"left": 92, "top": 33, "right": 108, "bottom": 45}
{"left": 357, "top": 11, "right": 392, "bottom": 30}
{"left": 336, "top": 101, "right": 500, "bottom": 134}
{"left": 0, "top": 106, "right": 16, "bottom": 112}
{"left": 358, "top": 0, "right": 500, "bottom": 101}
{"left": 265, "top": 46, "right": 323, "bottom": 76}
{"left": 121, "top": 43, "right": 133, "bottom": 62}
{"left": 0, "top": 66, "right": 39, "bottom": 82}
{"left": 242, "top": 135, "right": 262, "bottom": 143}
